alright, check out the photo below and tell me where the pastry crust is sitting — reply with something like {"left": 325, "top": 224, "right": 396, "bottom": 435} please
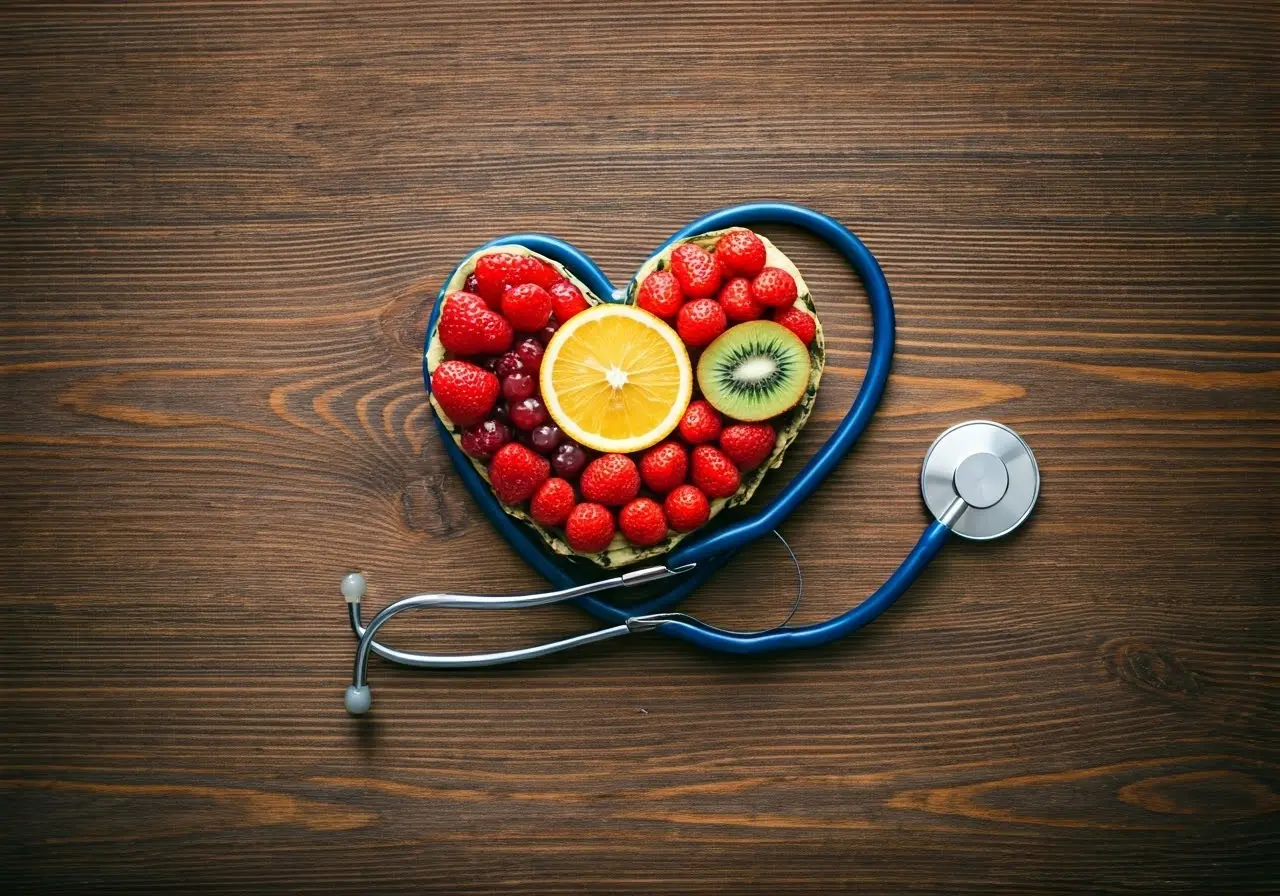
{"left": 426, "top": 230, "right": 825, "bottom": 568}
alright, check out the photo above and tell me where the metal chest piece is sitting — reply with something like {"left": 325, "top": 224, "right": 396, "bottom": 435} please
{"left": 921, "top": 420, "right": 1040, "bottom": 540}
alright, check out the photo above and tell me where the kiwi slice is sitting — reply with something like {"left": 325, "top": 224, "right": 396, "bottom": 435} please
{"left": 697, "top": 321, "right": 811, "bottom": 421}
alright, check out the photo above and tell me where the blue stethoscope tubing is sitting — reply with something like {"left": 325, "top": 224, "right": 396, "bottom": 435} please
{"left": 423, "top": 202, "right": 951, "bottom": 655}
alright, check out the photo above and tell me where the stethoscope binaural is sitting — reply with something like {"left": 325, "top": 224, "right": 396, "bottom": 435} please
{"left": 343, "top": 203, "right": 1040, "bottom": 715}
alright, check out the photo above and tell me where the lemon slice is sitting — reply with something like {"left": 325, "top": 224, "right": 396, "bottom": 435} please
{"left": 540, "top": 304, "right": 693, "bottom": 454}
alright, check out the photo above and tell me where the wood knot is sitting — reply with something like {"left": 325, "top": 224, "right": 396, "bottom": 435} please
{"left": 400, "top": 474, "right": 471, "bottom": 537}
{"left": 1118, "top": 770, "right": 1279, "bottom": 820}
{"left": 378, "top": 276, "right": 439, "bottom": 358}
{"left": 1104, "top": 638, "right": 1202, "bottom": 698}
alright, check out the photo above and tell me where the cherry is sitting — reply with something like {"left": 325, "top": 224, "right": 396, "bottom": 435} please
{"left": 551, "top": 441, "right": 587, "bottom": 478}
{"left": 529, "top": 424, "right": 561, "bottom": 455}
{"left": 495, "top": 352, "right": 525, "bottom": 378}
{"left": 536, "top": 321, "right": 560, "bottom": 346}
{"left": 515, "top": 337, "right": 544, "bottom": 373}
{"left": 502, "top": 372, "right": 535, "bottom": 401}
{"left": 510, "top": 397, "right": 548, "bottom": 430}
{"left": 460, "top": 419, "right": 511, "bottom": 460}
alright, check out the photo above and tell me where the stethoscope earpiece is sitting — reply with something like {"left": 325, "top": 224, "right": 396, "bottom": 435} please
{"left": 340, "top": 572, "right": 366, "bottom": 603}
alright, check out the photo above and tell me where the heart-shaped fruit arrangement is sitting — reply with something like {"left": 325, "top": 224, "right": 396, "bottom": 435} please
{"left": 425, "top": 227, "right": 825, "bottom": 567}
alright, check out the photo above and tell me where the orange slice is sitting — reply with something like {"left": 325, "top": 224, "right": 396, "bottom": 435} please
{"left": 540, "top": 304, "right": 693, "bottom": 454}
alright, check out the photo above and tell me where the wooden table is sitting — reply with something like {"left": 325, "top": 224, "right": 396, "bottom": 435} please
{"left": 3, "top": 2, "right": 1276, "bottom": 892}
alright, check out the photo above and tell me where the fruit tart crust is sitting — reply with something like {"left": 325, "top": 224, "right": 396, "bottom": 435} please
{"left": 426, "top": 233, "right": 825, "bottom": 569}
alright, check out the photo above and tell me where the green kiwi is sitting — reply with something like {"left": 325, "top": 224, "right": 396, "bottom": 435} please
{"left": 697, "top": 321, "right": 811, "bottom": 422}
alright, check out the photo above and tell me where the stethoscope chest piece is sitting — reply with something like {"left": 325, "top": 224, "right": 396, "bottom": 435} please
{"left": 921, "top": 420, "right": 1040, "bottom": 540}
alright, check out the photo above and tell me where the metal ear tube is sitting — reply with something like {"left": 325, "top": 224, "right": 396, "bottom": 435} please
{"left": 343, "top": 531, "right": 812, "bottom": 714}
{"left": 342, "top": 565, "right": 690, "bottom": 715}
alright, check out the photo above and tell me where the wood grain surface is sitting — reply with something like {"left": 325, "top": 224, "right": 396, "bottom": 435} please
{"left": 2, "top": 1, "right": 1277, "bottom": 893}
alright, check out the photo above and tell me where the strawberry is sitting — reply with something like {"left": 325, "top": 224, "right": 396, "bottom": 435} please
{"left": 501, "top": 283, "right": 553, "bottom": 332}
{"left": 525, "top": 259, "right": 561, "bottom": 289}
{"left": 530, "top": 477, "right": 576, "bottom": 526}
{"left": 619, "top": 497, "right": 668, "bottom": 547}
{"left": 678, "top": 400, "right": 722, "bottom": 444}
{"left": 464, "top": 273, "right": 481, "bottom": 294}
{"left": 717, "top": 277, "right": 764, "bottom": 322}
{"left": 719, "top": 422, "right": 777, "bottom": 471}
{"left": 438, "top": 290, "right": 515, "bottom": 357}
{"left": 690, "top": 444, "right": 741, "bottom": 498}
{"left": 472, "top": 253, "right": 522, "bottom": 307}
{"left": 565, "top": 502, "right": 616, "bottom": 552}
{"left": 636, "top": 270, "right": 684, "bottom": 319}
{"left": 431, "top": 360, "right": 500, "bottom": 426}
{"left": 579, "top": 454, "right": 641, "bottom": 506}
{"left": 670, "top": 243, "right": 722, "bottom": 299}
{"left": 664, "top": 484, "right": 710, "bottom": 532}
{"left": 773, "top": 305, "right": 816, "bottom": 345}
{"left": 639, "top": 440, "right": 688, "bottom": 494}
{"left": 488, "top": 442, "right": 551, "bottom": 504}
{"left": 548, "top": 278, "right": 590, "bottom": 322}
{"left": 474, "top": 252, "right": 558, "bottom": 306}
{"left": 715, "top": 229, "right": 767, "bottom": 278}
{"left": 677, "top": 298, "right": 727, "bottom": 348}
{"left": 750, "top": 266, "right": 798, "bottom": 309}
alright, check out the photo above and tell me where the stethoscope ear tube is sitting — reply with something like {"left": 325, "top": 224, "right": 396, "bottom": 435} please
{"left": 348, "top": 203, "right": 947, "bottom": 714}
{"left": 342, "top": 563, "right": 700, "bottom": 715}
{"left": 419, "top": 203, "right": 896, "bottom": 625}
{"left": 344, "top": 204, "right": 1046, "bottom": 716}
{"left": 343, "top": 519, "right": 955, "bottom": 714}
{"left": 661, "top": 203, "right": 896, "bottom": 567}
{"left": 441, "top": 205, "right": 895, "bottom": 600}
{"left": 645, "top": 520, "right": 953, "bottom": 654}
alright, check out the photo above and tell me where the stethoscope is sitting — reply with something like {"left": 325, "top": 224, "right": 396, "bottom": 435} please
{"left": 343, "top": 203, "right": 1040, "bottom": 715}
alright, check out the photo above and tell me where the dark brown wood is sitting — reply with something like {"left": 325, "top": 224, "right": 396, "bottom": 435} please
{"left": 2, "top": 1, "right": 1276, "bottom": 892}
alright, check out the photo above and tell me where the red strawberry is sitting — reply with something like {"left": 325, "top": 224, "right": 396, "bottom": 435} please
{"left": 431, "top": 360, "right": 499, "bottom": 426}
{"left": 664, "top": 484, "right": 710, "bottom": 532}
{"left": 677, "top": 298, "right": 727, "bottom": 348}
{"left": 579, "top": 454, "right": 641, "bottom": 506}
{"left": 773, "top": 305, "right": 816, "bottom": 345}
{"left": 472, "top": 253, "right": 523, "bottom": 307}
{"left": 690, "top": 444, "right": 741, "bottom": 498}
{"left": 525, "top": 259, "right": 561, "bottom": 289}
{"left": 670, "top": 243, "right": 723, "bottom": 299}
{"left": 636, "top": 270, "right": 684, "bottom": 319}
{"left": 488, "top": 442, "right": 551, "bottom": 504}
{"left": 751, "top": 267, "right": 798, "bottom": 309}
{"left": 565, "top": 502, "right": 616, "bottom": 552}
{"left": 715, "top": 229, "right": 767, "bottom": 278}
{"left": 717, "top": 277, "right": 764, "bottom": 322}
{"left": 530, "top": 477, "right": 576, "bottom": 526}
{"left": 639, "top": 440, "right": 688, "bottom": 494}
{"left": 464, "top": 273, "right": 481, "bottom": 294}
{"left": 719, "top": 422, "right": 777, "bottom": 471}
{"left": 548, "top": 278, "right": 590, "bottom": 322}
{"left": 619, "top": 497, "right": 668, "bottom": 547}
{"left": 438, "top": 291, "right": 515, "bottom": 357}
{"left": 501, "top": 283, "right": 553, "bottom": 332}
{"left": 678, "top": 400, "right": 722, "bottom": 444}
{"left": 529, "top": 261, "right": 560, "bottom": 289}
{"left": 474, "top": 253, "right": 558, "bottom": 306}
